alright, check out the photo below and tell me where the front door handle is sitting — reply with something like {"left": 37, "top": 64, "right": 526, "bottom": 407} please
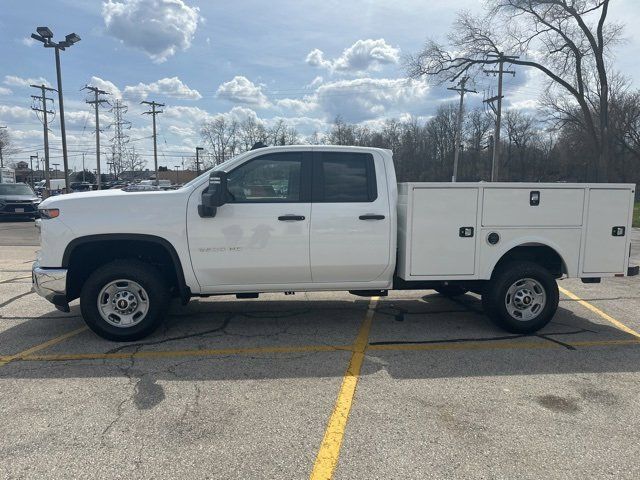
{"left": 359, "top": 214, "right": 385, "bottom": 220}
{"left": 278, "top": 215, "right": 306, "bottom": 221}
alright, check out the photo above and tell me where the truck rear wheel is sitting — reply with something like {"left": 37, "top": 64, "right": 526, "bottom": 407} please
{"left": 80, "top": 259, "right": 170, "bottom": 341}
{"left": 482, "top": 261, "right": 559, "bottom": 334}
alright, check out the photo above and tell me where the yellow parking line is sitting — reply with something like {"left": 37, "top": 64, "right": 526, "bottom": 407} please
{"left": 369, "top": 338, "right": 640, "bottom": 353}
{"left": 310, "top": 297, "right": 378, "bottom": 480}
{"left": 0, "top": 326, "right": 87, "bottom": 367}
{"left": 23, "top": 344, "right": 350, "bottom": 362}
{"left": 559, "top": 286, "right": 640, "bottom": 339}
{"left": 14, "top": 335, "right": 640, "bottom": 364}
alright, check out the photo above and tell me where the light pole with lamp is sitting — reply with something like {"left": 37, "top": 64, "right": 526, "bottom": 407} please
{"left": 30, "top": 26, "right": 80, "bottom": 193}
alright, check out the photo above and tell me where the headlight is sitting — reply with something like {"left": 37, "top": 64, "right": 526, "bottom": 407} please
{"left": 39, "top": 208, "right": 60, "bottom": 219}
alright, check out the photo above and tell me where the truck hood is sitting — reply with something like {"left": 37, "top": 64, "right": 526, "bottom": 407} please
{"left": 38, "top": 187, "right": 179, "bottom": 209}
{"left": 0, "top": 194, "right": 40, "bottom": 202}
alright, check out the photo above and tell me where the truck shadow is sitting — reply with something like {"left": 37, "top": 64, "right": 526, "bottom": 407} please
{"left": 1, "top": 294, "right": 639, "bottom": 385}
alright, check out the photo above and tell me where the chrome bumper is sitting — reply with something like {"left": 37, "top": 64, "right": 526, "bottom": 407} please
{"left": 32, "top": 261, "right": 70, "bottom": 312}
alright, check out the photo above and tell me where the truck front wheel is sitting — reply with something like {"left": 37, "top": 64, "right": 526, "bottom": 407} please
{"left": 482, "top": 261, "right": 559, "bottom": 334}
{"left": 80, "top": 259, "right": 170, "bottom": 341}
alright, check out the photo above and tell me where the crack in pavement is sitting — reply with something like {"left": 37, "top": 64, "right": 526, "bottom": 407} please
{"left": 0, "top": 291, "right": 34, "bottom": 309}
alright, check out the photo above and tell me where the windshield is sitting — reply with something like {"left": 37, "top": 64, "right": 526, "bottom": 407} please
{"left": 0, "top": 184, "right": 35, "bottom": 196}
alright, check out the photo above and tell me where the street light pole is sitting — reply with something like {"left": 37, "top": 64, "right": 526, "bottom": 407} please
{"left": 53, "top": 47, "right": 69, "bottom": 191}
{"left": 31, "top": 27, "right": 81, "bottom": 193}
{"left": 174, "top": 165, "right": 179, "bottom": 184}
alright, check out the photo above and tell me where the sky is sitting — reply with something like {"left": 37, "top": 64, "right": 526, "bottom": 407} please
{"left": 1, "top": 0, "right": 639, "bottom": 173}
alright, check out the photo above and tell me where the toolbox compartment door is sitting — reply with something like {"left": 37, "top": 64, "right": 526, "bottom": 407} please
{"left": 482, "top": 188, "right": 584, "bottom": 227}
{"left": 583, "top": 188, "right": 632, "bottom": 274}
{"left": 410, "top": 187, "right": 478, "bottom": 276}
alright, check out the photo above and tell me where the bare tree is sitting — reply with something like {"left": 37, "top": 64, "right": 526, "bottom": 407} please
{"left": 238, "top": 116, "right": 268, "bottom": 151}
{"left": 504, "top": 109, "right": 537, "bottom": 178}
{"left": 407, "top": 0, "right": 621, "bottom": 181}
{"left": 0, "top": 128, "right": 15, "bottom": 168}
{"left": 122, "top": 146, "right": 146, "bottom": 180}
{"left": 201, "top": 117, "right": 239, "bottom": 165}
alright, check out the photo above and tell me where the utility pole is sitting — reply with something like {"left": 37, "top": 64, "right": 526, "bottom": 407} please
{"left": 448, "top": 76, "right": 477, "bottom": 182}
{"left": 0, "top": 126, "right": 6, "bottom": 168}
{"left": 195, "top": 146, "right": 204, "bottom": 175}
{"left": 83, "top": 85, "right": 109, "bottom": 189}
{"left": 174, "top": 165, "right": 179, "bottom": 184}
{"left": 82, "top": 152, "right": 86, "bottom": 182}
{"left": 483, "top": 52, "right": 518, "bottom": 182}
{"left": 31, "top": 83, "right": 56, "bottom": 192}
{"left": 141, "top": 100, "right": 164, "bottom": 186}
{"left": 29, "top": 153, "right": 38, "bottom": 186}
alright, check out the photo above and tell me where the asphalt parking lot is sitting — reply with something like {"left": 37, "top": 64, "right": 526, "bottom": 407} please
{"left": 1, "top": 220, "right": 639, "bottom": 479}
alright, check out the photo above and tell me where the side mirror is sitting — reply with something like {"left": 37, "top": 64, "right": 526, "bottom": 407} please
{"left": 198, "top": 171, "right": 227, "bottom": 218}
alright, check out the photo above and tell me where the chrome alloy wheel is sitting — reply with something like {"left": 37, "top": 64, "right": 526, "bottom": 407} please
{"left": 504, "top": 278, "right": 546, "bottom": 321}
{"left": 97, "top": 279, "right": 150, "bottom": 328}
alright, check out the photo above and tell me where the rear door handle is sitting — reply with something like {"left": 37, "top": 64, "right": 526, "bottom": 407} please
{"left": 359, "top": 214, "right": 385, "bottom": 220}
{"left": 278, "top": 215, "right": 305, "bottom": 221}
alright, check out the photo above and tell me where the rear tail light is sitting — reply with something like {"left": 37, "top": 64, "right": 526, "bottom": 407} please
{"left": 39, "top": 208, "right": 60, "bottom": 219}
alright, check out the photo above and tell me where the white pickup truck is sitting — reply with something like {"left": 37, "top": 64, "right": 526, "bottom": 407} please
{"left": 32, "top": 145, "right": 638, "bottom": 341}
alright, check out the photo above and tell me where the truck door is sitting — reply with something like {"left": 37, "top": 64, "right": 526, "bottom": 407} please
{"left": 309, "top": 151, "right": 392, "bottom": 283}
{"left": 187, "top": 151, "right": 313, "bottom": 288}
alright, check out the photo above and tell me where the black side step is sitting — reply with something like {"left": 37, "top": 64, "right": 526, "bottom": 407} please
{"left": 236, "top": 293, "right": 259, "bottom": 299}
{"left": 349, "top": 290, "right": 388, "bottom": 297}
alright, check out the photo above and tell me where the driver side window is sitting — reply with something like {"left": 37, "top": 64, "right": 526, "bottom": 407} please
{"left": 227, "top": 152, "right": 305, "bottom": 203}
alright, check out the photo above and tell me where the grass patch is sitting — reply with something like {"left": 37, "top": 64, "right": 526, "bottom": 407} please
{"left": 634, "top": 202, "right": 640, "bottom": 228}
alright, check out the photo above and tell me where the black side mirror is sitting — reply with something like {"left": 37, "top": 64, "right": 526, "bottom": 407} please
{"left": 198, "top": 171, "right": 227, "bottom": 218}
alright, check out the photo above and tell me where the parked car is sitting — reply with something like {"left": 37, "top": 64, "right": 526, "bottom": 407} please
{"left": 32, "top": 145, "right": 638, "bottom": 341}
{"left": 0, "top": 182, "right": 40, "bottom": 220}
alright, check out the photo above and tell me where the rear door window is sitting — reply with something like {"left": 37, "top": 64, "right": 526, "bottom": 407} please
{"left": 313, "top": 152, "right": 377, "bottom": 202}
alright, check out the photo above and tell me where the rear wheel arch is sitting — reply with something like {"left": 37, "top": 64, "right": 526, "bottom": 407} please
{"left": 63, "top": 234, "right": 189, "bottom": 303}
{"left": 490, "top": 243, "right": 568, "bottom": 279}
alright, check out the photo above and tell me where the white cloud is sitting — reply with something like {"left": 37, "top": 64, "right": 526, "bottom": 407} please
{"left": 277, "top": 77, "right": 430, "bottom": 123}
{"left": 21, "top": 37, "right": 36, "bottom": 47}
{"left": 276, "top": 97, "right": 319, "bottom": 115}
{"left": 102, "top": 0, "right": 201, "bottom": 63}
{"left": 4, "top": 75, "right": 51, "bottom": 88}
{"left": 306, "top": 39, "right": 400, "bottom": 74}
{"left": 123, "top": 77, "right": 202, "bottom": 100}
{"left": 168, "top": 125, "right": 196, "bottom": 137}
{"left": 216, "top": 76, "right": 270, "bottom": 108}
{"left": 0, "top": 87, "right": 12, "bottom": 95}
{"left": 0, "top": 105, "right": 33, "bottom": 122}
{"left": 87, "top": 76, "right": 122, "bottom": 98}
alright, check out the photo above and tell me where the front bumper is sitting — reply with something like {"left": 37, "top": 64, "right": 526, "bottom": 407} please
{"left": 32, "top": 261, "right": 70, "bottom": 312}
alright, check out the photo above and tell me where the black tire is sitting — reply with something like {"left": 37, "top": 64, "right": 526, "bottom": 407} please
{"left": 434, "top": 285, "right": 469, "bottom": 297}
{"left": 482, "top": 261, "right": 559, "bottom": 334}
{"left": 80, "top": 259, "right": 170, "bottom": 341}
